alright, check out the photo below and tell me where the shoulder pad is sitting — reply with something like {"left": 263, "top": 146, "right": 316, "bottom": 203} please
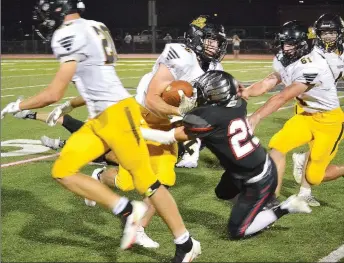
{"left": 272, "top": 56, "right": 283, "bottom": 73}
{"left": 51, "top": 23, "right": 87, "bottom": 60}
{"left": 209, "top": 62, "right": 223, "bottom": 71}
{"left": 160, "top": 43, "right": 194, "bottom": 65}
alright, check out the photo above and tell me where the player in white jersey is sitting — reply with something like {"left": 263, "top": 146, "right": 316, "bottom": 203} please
{"left": 240, "top": 21, "right": 344, "bottom": 205}
{"left": 138, "top": 15, "right": 226, "bottom": 169}
{"left": 291, "top": 14, "right": 344, "bottom": 206}
{"left": 1, "top": 1, "right": 201, "bottom": 261}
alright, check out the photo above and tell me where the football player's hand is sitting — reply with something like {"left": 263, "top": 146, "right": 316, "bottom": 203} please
{"left": 46, "top": 100, "right": 73, "bottom": 126}
{"left": 1, "top": 98, "right": 22, "bottom": 119}
{"left": 237, "top": 83, "right": 249, "bottom": 100}
{"left": 247, "top": 114, "right": 260, "bottom": 132}
{"left": 177, "top": 89, "right": 197, "bottom": 116}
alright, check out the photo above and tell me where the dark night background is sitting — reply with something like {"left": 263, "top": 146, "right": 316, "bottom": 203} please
{"left": 1, "top": 0, "right": 344, "bottom": 40}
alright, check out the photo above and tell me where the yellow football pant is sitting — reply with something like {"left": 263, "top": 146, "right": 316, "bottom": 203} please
{"left": 52, "top": 97, "right": 157, "bottom": 195}
{"left": 269, "top": 106, "right": 344, "bottom": 185}
{"left": 115, "top": 106, "right": 178, "bottom": 191}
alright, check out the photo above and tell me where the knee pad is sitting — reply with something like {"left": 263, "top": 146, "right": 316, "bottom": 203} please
{"left": 145, "top": 180, "right": 162, "bottom": 197}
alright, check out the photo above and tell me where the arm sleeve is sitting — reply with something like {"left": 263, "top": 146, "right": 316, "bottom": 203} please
{"left": 182, "top": 109, "right": 215, "bottom": 139}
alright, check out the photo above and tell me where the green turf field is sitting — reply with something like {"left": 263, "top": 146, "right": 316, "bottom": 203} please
{"left": 1, "top": 59, "right": 343, "bottom": 262}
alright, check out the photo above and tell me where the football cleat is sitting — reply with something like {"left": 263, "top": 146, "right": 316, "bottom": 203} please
{"left": 280, "top": 194, "right": 312, "bottom": 214}
{"left": 292, "top": 153, "right": 306, "bottom": 184}
{"left": 135, "top": 226, "right": 160, "bottom": 248}
{"left": 40, "top": 136, "right": 62, "bottom": 150}
{"left": 172, "top": 238, "right": 201, "bottom": 263}
{"left": 121, "top": 201, "right": 148, "bottom": 250}
{"left": 13, "top": 110, "right": 35, "bottom": 119}
{"left": 299, "top": 194, "right": 321, "bottom": 207}
{"left": 84, "top": 167, "right": 106, "bottom": 207}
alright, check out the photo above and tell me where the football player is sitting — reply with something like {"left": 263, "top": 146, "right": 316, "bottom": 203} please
{"left": 292, "top": 14, "right": 344, "bottom": 206}
{"left": 140, "top": 70, "right": 311, "bottom": 239}
{"left": 1, "top": 1, "right": 201, "bottom": 261}
{"left": 145, "top": 14, "right": 228, "bottom": 169}
{"left": 243, "top": 21, "right": 344, "bottom": 205}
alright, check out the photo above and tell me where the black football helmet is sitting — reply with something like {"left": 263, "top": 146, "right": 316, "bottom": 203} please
{"left": 194, "top": 70, "right": 239, "bottom": 107}
{"left": 33, "top": 0, "right": 85, "bottom": 41}
{"left": 274, "top": 20, "right": 309, "bottom": 67}
{"left": 314, "top": 13, "right": 344, "bottom": 53}
{"left": 186, "top": 15, "right": 228, "bottom": 63}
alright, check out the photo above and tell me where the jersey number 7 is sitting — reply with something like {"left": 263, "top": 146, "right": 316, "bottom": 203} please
{"left": 92, "top": 25, "right": 117, "bottom": 64}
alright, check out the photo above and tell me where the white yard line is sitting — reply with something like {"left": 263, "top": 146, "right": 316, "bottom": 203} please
{"left": 319, "top": 244, "right": 344, "bottom": 262}
{"left": 0, "top": 153, "right": 59, "bottom": 168}
{"left": 2, "top": 84, "right": 47, "bottom": 91}
{"left": 1, "top": 95, "right": 15, "bottom": 98}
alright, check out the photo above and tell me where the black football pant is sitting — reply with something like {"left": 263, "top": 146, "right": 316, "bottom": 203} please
{"left": 215, "top": 156, "right": 278, "bottom": 238}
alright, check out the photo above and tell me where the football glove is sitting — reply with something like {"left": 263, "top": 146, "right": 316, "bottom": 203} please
{"left": 177, "top": 89, "right": 197, "bottom": 116}
{"left": 46, "top": 100, "right": 73, "bottom": 126}
{"left": 1, "top": 97, "right": 22, "bottom": 119}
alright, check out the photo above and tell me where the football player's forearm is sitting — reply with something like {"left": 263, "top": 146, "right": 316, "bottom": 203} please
{"left": 252, "top": 94, "right": 288, "bottom": 121}
{"left": 246, "top": 80, "right": 276, "bottom": 97}
{"left": 19, "top": 89, "right": 62, "bottom": 110}
{"left": 146, "top": 95, "right": 179, "bottom": 117}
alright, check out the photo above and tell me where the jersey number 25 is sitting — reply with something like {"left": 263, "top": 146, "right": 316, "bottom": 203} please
{"left": 228, "top": 118, "right": 260, "bottom": 160}
{"left": 92, "top": 25, "right": 117, "bottom": 64}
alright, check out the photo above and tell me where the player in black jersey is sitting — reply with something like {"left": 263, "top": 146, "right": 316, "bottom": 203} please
{"left": 142, "top": 70, "right": 312, "bottom": 238}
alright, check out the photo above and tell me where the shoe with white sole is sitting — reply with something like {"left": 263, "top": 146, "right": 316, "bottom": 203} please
{"left": 40, "top": 135, "right": 63, "bottom": 150}
{"left": 280, "top": 194, "right": 312, "bottom": 214}
{"left": 121, "top": 201, "right": 148, "bottom": 250}
{"left": 292, "top": 153, "right": 306, "bottom": 184}
{"left": 135, "top": 226, "right": 159, "bottom": 248}
{"left": 14, "top": 109, "right": 35, "bottom": 119}
{"left": 84, "top": 167, "right": 106, "bottom": 207}
{"left": 172, "top": 238, "right": 201, "bottom": 263}
{"left": 299, "top": 194, "right": 321, "bottom": 207}
{"left": 176, "top": 139, "right": 201, "bottom": 168}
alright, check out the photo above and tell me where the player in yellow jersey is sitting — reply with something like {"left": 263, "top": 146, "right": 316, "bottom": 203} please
{"left": 241, "top": 21, "right": 344, "bottom": 205}
{"left": 1, "top": 1, "right": 200, "bottom": 261}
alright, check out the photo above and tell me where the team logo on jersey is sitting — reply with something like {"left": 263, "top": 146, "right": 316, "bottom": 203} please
{"left": 166, "top": 47, "right": 180, "bottom": 60}
{"left": 303, "top": 73, "right": 318, "bottom": 83}
{"left": 58, "top": 35, "right": 75, "bottom": 51}
{"left": 191, "top": 17, "right": 207, "bottom": 29}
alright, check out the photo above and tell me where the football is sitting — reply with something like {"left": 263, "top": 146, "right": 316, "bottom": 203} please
{"left": 161, "top": 80, "right": 194, "bottom": 107}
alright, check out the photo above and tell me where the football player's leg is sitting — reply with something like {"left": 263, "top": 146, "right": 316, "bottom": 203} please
{"left": 269, "top": 114, "right": 313, "bottom": 196}
{"left": 53, "top": 120, "right": 148, "bottom": 250}
{"left": 305, "top": 123, "right": 344, "bottom": 185}
{"left": 97, "top": 98, "right": 200, "bottom": 256}
{"left": 323, "top": 164, "right": 344, "bottom": 181}
{"left": 228, "top": 157, "right": 278, "bottom": 238}
{"left": 215, "top": 170, "right": 241, "bottom": 201}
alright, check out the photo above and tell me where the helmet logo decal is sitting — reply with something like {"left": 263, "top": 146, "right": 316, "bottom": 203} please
{"left": 191, "top": 17, "right": 207, "bottom": 29}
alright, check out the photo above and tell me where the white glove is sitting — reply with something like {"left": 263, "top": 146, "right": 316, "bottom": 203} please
{"left": 46, "top": 100, "right": 73, "bottom": 126}
{"left": 1, "top": 98, "right": 22, "bottom": 119}
{"left": 177, "top": 89, "right": 197, "bottom": 116}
